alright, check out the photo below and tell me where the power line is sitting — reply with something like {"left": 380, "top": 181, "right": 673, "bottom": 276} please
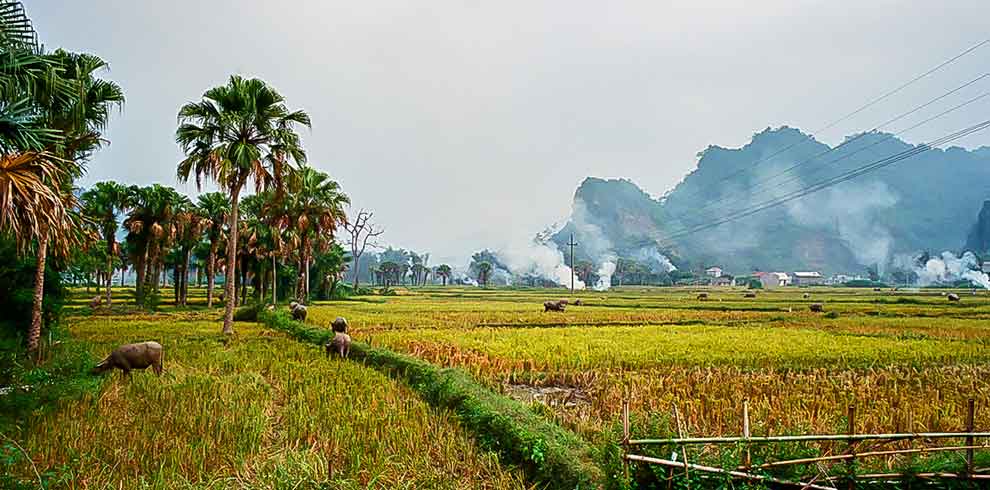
{"left": 665, "top": 38, "right": 990, "bottom": 207}
{"left": 654, "top": 119, "right": 990, "bottom": 247}
{"left": 674, "top": 77, "right": 990, "bottom": 225}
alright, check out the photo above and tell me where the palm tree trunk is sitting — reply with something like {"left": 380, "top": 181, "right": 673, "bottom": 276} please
{"left": 272, "top": 253, "right": 277, "bottom": 305}
{"left": 183, "top": 249, "right": 191, "bottom": 305}
{"left": 27, "top": 234, "right": 48, "bottom": 354}
{"left": 135, "top": 248, "right": 147, "bottom": 304}
{"left": 207, "top": 239, "right": 218, "bottom": 307}
{"left": 221, "top": 186, "right": 241, "bottom": 334}
{"left": 105, "top": 237, "right": 114, "bottom": 307}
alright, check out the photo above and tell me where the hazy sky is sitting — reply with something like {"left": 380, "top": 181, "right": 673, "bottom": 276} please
{"left": 32, "top": 1, "right": 990, "bottom": 264}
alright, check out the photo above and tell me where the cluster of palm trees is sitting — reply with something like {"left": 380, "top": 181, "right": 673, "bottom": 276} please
{"left": 175, "top": 75, "right": 350, "bottom": 334}
{"left": 0, "top": 2, "right": 124, "bottom": 354}
{"left": 78, "top": 170, "right": 350, "bottom": 321}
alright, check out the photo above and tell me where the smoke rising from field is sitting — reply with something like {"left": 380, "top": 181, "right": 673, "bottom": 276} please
{"left": 496, "top": 237, "right": 586, "bottom": 289}
{"left": 915, "top": 251, "right": 990, "bottom": 289}
{"left": 787, "top": 179, "right": 898, "bottom": 275}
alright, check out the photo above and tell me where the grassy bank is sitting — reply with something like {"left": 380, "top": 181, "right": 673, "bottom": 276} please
{"left": 259, "top": 309, "right": 609, "bottom": 489}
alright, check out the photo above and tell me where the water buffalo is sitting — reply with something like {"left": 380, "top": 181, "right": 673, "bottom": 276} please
{"left": 802, "top": 293, "right": 810, "bottom": 299}
{"left": 291, "top": 303, "right": 308, "bottom": 321}
{"left": 948, "top": 293, "right": 961, "bottom": 302}
{"left": 92, "top": 341, "right": 163, "bottom": 377}
{"left": 744, "top": 292, "right": 757, "bottom": 298}
{"left": 326, "top": 332, "right": 351, "bottom": 358}
{"left": 697, "top": 292, "right": 709, "bottom": 300}
{"left": 332, "top": 317, "right": 348, "bottom": 333}
{"left": 809, "top": 303, "right": 824, "bottom": 312}
{"left": 544, "top": 301, "right": 565, "bottom": 312}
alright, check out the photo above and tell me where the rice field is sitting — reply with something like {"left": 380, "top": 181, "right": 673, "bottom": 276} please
{"left": 4, "top": 297, "right": 528, "bottom": 489}
{"left": 306, "top": 286, "right": 990, "bottom": 467}
{"left": 10, "top": 284, "right": 990, "bottom": 487}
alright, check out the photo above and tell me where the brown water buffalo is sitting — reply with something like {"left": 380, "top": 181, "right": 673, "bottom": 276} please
{"left": 92, "top": 341, "right": 163, "bottom": 377}
{"left": 544, "top": 301, "right": 565, "bottom": 312}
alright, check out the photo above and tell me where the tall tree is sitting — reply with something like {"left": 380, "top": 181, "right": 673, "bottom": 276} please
{"left": 123, "top": 184, "right": 184, "bottom": 305}
{"left": 81, "top": 181, "right": 128, "bottom": 307}
{"left": 286, "top": 166, "right": 349, "bottom": 301}
{"left": 477, "top": 261, "right": 493, "bottom": 287}
{"left": 436, "top": 264, "right": 451, "bottom": 286}
{"left": 194, "top": 191, "right": 228, "bottom": 307}
{"left": 343, "top": 209, "right": 383, "bottom": 291}
{"left": 176, "top": 75, "right": 309, "bottom": 334}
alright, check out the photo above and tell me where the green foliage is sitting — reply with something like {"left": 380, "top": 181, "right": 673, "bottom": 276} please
{"left": 0, "top": 236, "right": 66, "bottom": 345}
{"left": 259, "top": 310, "right": 606, "bottom": 489}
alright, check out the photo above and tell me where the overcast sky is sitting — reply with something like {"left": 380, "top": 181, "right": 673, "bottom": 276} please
{"left": 32, "top": 1, "right": 990, "bottom": 264}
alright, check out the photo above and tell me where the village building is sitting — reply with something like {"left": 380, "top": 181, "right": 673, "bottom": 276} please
{"left": 710, "top": 275, "right": 733, "bottom": 286}
{"left": 757, "top": 271, "right": 791, "bottom": 288}
{"left": 705, "top": 266, "right": 723, "bottom": 278}
{"left": 791, "top": 271, "right": 824, "bottom": 286}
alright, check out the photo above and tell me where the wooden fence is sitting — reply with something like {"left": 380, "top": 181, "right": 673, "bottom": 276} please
{"left": 621, "top": 399, "right": 987, "bottom": 489}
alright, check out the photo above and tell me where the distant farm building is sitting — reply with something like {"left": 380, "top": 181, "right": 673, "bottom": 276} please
{"left": 792, "top": 271, "right": 824, "bottom": 286}
{"left": 710, "top": 275, "right": 733, "bottom": 286}
{"left": 757, "top": 272, "right": 791, "bottom": 288}
{"left": 705, "top": 266, "right": 723, "bottom": 278}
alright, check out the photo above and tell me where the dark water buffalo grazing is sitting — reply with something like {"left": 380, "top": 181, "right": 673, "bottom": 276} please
{"left": 744, "top": 292, "right": 757, "bottom": 298}
{"left": 291, "top": 304, "right": 308, "bottom": 321}
{"left": 873, "top": 288, "right": 882, "bottom": 292}
{"left": 332, "top": 317, "right": 348, "bottom": 333}
{"left": 544, "top": 301, "right": 565, "bottom": 312}
{"left": 948, "top": 293, "right": 961, "bottom": 302}
{"left": 697, "top": 292, "right": 709, "bottom": 300}
{"left": 809, "top": 303, "right": 824, "bottom": 312}
{"left": 92, "top": 341, "right": 163, "bottom": 377}
{"left": 573, "top": 299, "right": 583, "bottom": 306}
{"left": 289, "top": 301, "right": 299, "bottom": 310}
{"left": 802, "top": 293, "right": 810, "bottom": 299}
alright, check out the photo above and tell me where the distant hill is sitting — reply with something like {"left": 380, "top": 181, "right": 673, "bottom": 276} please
{"left": 553, "top": 127, "right": 990, "bottom": 275}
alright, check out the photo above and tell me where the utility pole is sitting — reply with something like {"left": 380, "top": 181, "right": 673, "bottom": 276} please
{"left": 567, "top": 233, "right": 579, "bottom": 294}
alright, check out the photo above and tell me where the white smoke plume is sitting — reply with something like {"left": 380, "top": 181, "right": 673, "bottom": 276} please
{"left": 632, "top": 246, "right": 678, "bottom": 273}
{"left": 915, "top": 251, "right": 990, "bottom": 289}
{"left": 787, "top": 179, "right": 898, "bottom": 274}
{"left": 496, "top": 238, "right": 585, "bottom": 289}
{"left": 594, "top": 260, "right": 616, "bottom": 291}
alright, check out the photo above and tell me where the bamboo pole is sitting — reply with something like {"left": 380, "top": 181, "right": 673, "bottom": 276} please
{"left": 967, "top": 398, "right": 976, "bottom": 478}
{"left": 673, "top": 404, "right": 690, "bottom": 489}
{"left": 622, "top": 398, "right": 630, "bottom": 482}
{"left": 846, "top": 405, "right": 856, "bottom": 490}
{"left": 742, "top": 400, "right": 751, "bottom": 468}
{"left": 628, "top": 431, "right": 990, "bottom": 445}
{"left": 624, "top": 454, "right": 837, "bottom": 490}
{"left": 749, "top": 444, "right": 990, "bottom": 470}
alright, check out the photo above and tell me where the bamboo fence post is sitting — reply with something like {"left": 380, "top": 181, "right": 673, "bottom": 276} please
{"left": 846, "top": 405, "right": 856, "bottom": 490}
{"left": 743, "top": 400, "right": 752, "bottom": 468}
{"left": 673, "top": 404, "right": 691, "bottom": 489}
{"left": 966, "top": 398, "right": 976, "bottom": 478}
{"left": 622, "top": 397, "right": 630, "bottom": 481}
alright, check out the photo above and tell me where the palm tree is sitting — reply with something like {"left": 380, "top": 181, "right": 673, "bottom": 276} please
{"left": 176, "top": 75, "right": 310, "bottom": 334}
{"left": 436, "top": 264, "right": 452, "bottom": 286}
{"left": 477, "top": 261, "right": 493, "bottom": 287}
{"left": 4, "top": 46, "right": 122, "bottom": 352}
{"left": 170, "top": 201, "right": 202, "bottom": 306}
{"left": 286, "top": 166, "right": 349, "bottom": 301}
{"left": 81, "top": 181, "right": 128, "bottom": 307}
{"left": 194, "top": 191, "right": 228, "bottom": 307}
{"left": 0, "top": 152, "right": 80, "bottom": 351}
{"left": 123, "top": 184, "right": 184, "bottom": 305}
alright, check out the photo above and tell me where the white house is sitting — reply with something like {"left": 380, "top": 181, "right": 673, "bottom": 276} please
{"left": 792, "top": 271, "right": 824, "bottom": 286}
{"left": 759, "top": 272, "right": 791, "bottom": 288}
{"left": 705, "top": 266, "right": 723, "bottom": 278}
